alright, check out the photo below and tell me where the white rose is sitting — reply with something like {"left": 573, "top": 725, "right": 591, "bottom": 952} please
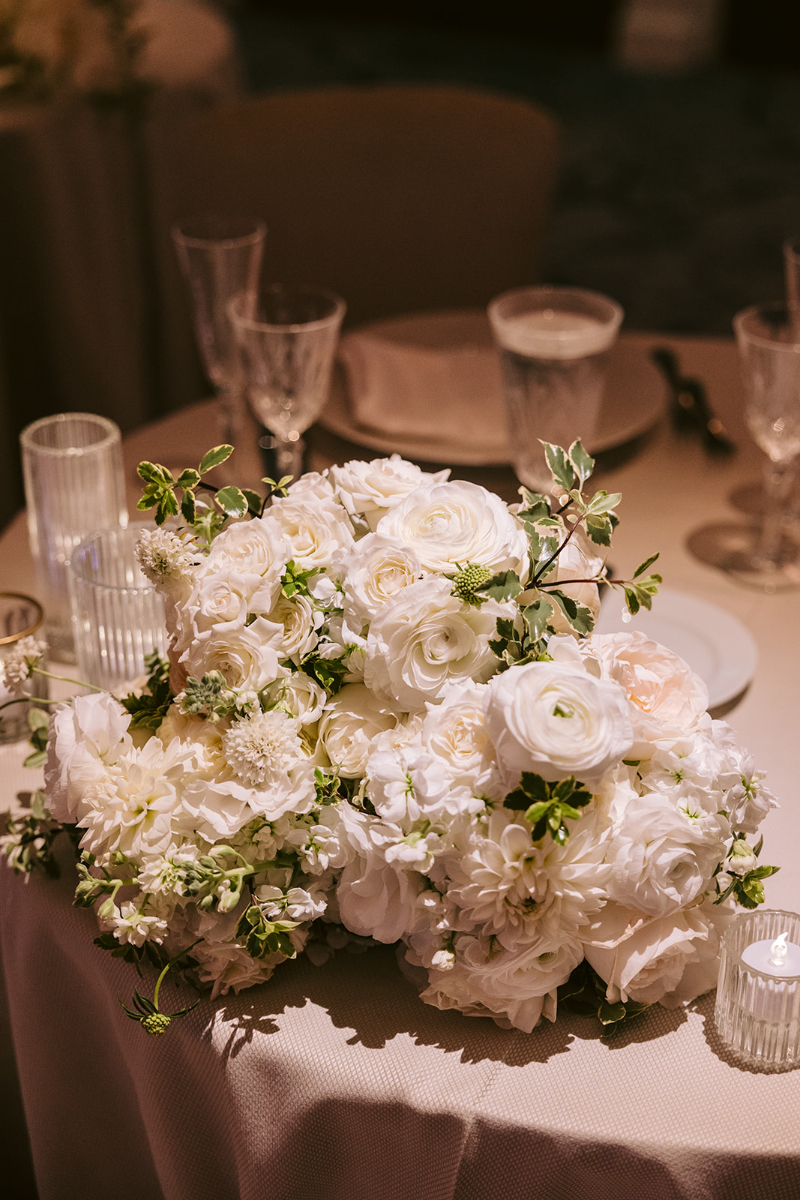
{"left": 285, "top": 471, "right": 336, "bottom": 501}
{"left": 486, "top": 661, "right": 633, "bottom": 789}
{"left": 318, "top": 683, "right": 397, "bottom": 778}
{"left": 206, "top": 518, "right": 288, "bottom": 611}
{"left": 262, "top": 494, "right": 355, "bottom": 570}
{"left": 605, "top": 791, "right": 729, "bottom": 917}
{"left": 268, "top": 593, "right": 321, "bottom": 661}
{"left": 342, "top": 532, "right": 422, "bottom": 626}
{"left": 584, "top": 903, "right": 733, "bottom": 1006}
{"left": 330, "top": 455, "right": 449, "bottom": 526}
{"left": 365, "top": 576, "right": 508, "bottom": 711}
{"left": 262, "top": 672, "right": 326, "bottom": 725}
{"left": 180, "top": 617, "right": 286, "bottom": 692}
{"left": 376, "top": 479, "right": 528, "bottom": 574}
{"left": 592, "top": 631, "right": 709, "bottom": 745}
{"left": 421, "top": 680, "right": 501, "bottom": 799}
{"left": 189, "top": 570, "right": 251, "bottom": 637}
{"left": 45, "top": 692, "right": 133, "bottom": 824}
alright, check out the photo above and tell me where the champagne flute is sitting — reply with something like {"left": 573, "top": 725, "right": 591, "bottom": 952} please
{"left": 229, "top": 284, "right": 346, "bottom": 482}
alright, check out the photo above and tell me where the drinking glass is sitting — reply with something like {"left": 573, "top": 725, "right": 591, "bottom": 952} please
{"left": 229, "top": 284, "right": 346, "bottom": 481}
{"left": 69, "top": 525, "right": 168, "bottom": 692}
{"left": 487, "top": 285, "right": 623, "bottom": 491}
{"left": 726, "top": 303, "right": 800, "bottom": 586}
{"left": 0, "top": 593, "right": 47, "bottom": 743}
{"left": 20, "top": 413, "right": 128, "bottom": 661}
{"left": 172, "top": 215, "right": 267, "bottom": 395}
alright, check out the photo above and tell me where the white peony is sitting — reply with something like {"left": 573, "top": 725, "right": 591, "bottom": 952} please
{"left": 592, "top": 631, "right": 709, "bottom": 745}
{"left": 376, "top": 479, "right": 528, "bottom": 574}
{"left": 45, "top": 692, "right": 133, "bottom": 824}
{"left": 486, "top": 660, "right": 633, "bottom": 789}
{"left": 364, "top": 576, "right": 509, "bottom": 711}
{"left": 335, "top": 804, "right": 428, "bottom": 943}
{"left": 317, "top": 683, "right": 397, "bottom": 778}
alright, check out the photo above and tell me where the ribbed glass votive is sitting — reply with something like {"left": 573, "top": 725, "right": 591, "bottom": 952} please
{"left": 69, "top": 525, "right": 167, "bottom": 693}
{"left": 715, "top": 909, "right": 800, "bottom": 1072}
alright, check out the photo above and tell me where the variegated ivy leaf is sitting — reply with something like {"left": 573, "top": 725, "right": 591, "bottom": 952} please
{"left": 542, "top": 441, "right": 575, "bottom": 492}
{"left": 568, "top": 439, "right": 595, "bottom": 486}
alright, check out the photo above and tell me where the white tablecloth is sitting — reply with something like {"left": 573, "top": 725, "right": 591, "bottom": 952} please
{"left": 2, "top": 331, "right": 800, "bottom": 1199}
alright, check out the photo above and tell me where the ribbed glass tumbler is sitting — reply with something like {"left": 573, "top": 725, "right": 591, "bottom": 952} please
{"left": 69, "top": 526, "right": 168, "bottom": 694}
{"left": 715, "top": 909, "right": 800, "bottom": 1072}
{"left": 21, "top": 413, "right": 128, "bottom": 661}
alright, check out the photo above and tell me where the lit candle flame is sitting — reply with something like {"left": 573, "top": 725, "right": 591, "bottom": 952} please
{"left": 769, "top": 931, "right": 789, "bottom": 968}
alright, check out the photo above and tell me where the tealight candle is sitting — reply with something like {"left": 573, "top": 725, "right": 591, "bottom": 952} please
{"left": 715, "top": 910, "right": 800, "bottom": 1071}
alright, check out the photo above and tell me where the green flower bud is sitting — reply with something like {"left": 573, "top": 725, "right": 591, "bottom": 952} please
{"left": 451, "top": 563, "right": 491, "bottom": 603}
{"left": 140, "top": 1013, "right": 171, "bottom": 1037}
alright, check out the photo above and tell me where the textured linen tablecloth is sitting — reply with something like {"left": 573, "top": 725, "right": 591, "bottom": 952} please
{"left": 3, "top": 331, "right": 800, "bottom": 1200}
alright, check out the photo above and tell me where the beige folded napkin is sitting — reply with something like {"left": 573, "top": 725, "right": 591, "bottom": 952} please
{"left": 338, "top": 310, "right": 507, "bottom": 452}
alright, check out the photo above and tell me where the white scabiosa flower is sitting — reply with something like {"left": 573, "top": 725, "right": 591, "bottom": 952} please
{"left": 135, "top": 529, "right": 196, "bottom": 592}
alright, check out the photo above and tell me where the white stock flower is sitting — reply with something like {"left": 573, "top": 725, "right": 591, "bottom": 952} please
{"left": 262, "top": 494, "right": 355, "bottom": 570}
{"left": 135, "top": 529, "right": 196, "bottom": 596}
{"left": 331, "top": 455, "right": 449, "bottom": 525}
{"left": 2, "top": 635, "right": 46, "bottom": 693}
{"left": 342, "top": 532, "right": 422, "bottom": 626}
{"left": 486, "top": 661, "right": 633, "bottom": 789}
{"left": 712, "top": 720, "right": 779, "bottom": 833}
{"left": 45, "top": 691, "right": 133, "bottom": 824}
{"left": 605, "top": 791, "right": 729, "bottom": 917}
{"left": 105, "top": 902, "right": 169, "bottom": 948}
{"left": 318, "top": 683, "right": 397, "bottom": 778}
{"left": 365, "top": 576, "right": 509, "bottom": 711}
{"left": 376, "top": 479, "right": 528, "bottom": 575}
{"left": 592, "top": 631, "right": 709, "bottom": 745}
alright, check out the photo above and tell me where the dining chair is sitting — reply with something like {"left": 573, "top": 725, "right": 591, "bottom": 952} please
{"left": 175, "top": 84, "right": 561, "bottom": 326}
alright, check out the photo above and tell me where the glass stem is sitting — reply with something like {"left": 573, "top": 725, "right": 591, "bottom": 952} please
{"left": 275, "top": 436, "right": 305, "bottom": 484}
{"left": 760, "top": 458, "right": 796, "bottom": 566}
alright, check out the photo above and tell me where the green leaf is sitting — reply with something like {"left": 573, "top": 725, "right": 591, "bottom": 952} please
{"left": 598, "top": 999, "right": 629, "bottom": 1025}
{"left": 175, "top": 469, "right": 201, "bottom": 490}
{"left": 584, "top": 489, "right": 622, "bottom": 516}
{"left": 214, "top": 486, "right": 249, "bottom": 518}
{"left": 241, "top": 488, "right": 264, "bottom": 516}
{"left": 542, "top": 442, "right": 575, "bottom": 492}
{"left": 137, "top": 461, "right": 161, "bottom": 484}
{"left": 475, "top": 570, "right": 523, "bottom": 602}
{"left": 23, "top": 748, "right": 47, "bottom": 769}
{"left": 568, "top": 440, "right": 595, "bottom": 485}
{"left": 548, "top": 589, "right": 595, "bottom": 635}
{"left": 519, "top": 771, "right": 549, "bottom": 802}
{"left": 633, "top": 552, "right": 660, "bottom": 578}
{"left": 584, "top": 513, "right": 613, "bottom": 547}
{"left": 181, "top": 489, "right": 197, "bottom": 524}
{"left": 155, "top": 489, "right": 179, "bottom": 525}
{"left": 28, "top": 707, "right": 49, "bottom": 732}
{"left": 199, "top": 445, "right": 234, "bottom": 474}
{"left": 193, "top": 508, "right": 227, "bottom": 546}
{"left": 520, "top": 597, "right": 554, "bottom": 642}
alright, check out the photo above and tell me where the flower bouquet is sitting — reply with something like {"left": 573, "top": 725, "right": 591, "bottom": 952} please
{"left": 3, "top": 440, "right": 777, "bottom": 1035}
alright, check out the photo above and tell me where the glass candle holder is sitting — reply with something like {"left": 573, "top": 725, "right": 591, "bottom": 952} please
{"left": 715, "top": 909, "right": 800, "bottom": 1072}
{"left": 20, "top": 413, "right": 128, "bottom": 662}
{"left": 0, "top": 592, "right": 47, "bottom": 743}
{"left": 69, "top": 525, "right": 168, "bottom": 694}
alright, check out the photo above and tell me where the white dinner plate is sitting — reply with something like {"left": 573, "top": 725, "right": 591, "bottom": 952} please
{"left": 594, "top": 587, "right": 758, "bottom": 711}
{"left": 319, "top": 312, "right": 667, "bottom": 465}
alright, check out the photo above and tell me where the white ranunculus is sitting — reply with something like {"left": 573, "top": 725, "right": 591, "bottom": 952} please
{"left": 318, "top": 683, "right": 397, "bottom": 778}
{"left": 584, "top": 903, "right": 733, "bottom": 1006}
{"left": 605, "top": 791, "right": 729, "bottom": 918}
{"left": 285, "top": 470, "right": 336, "bottom": 501}
{"left": 486, "top": 660, "right": 633, "bottom": 789}
{"left": 262, "top": 494, "right": 355, "bottom": 570}
{"left": 331, "top": 455, "right": 450, "bottom": 526}
{"left": 592, "top": 631, "right": 709, "bottom": 745}
{"left": 364, "top": 576, "right": 509, "bottom": 711}
{"left": 45, "top": 692, "right": 133, "bottom": 824}
{"left": 376, "top": 479, "right": 528, "bottom": 575}
{"left": 342, "top": 532, "right": 422, "bottom": 626}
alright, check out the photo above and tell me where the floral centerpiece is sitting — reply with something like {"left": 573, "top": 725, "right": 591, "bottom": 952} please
{"left": 2, "top": 441, "right": 778, "bottom": 1035}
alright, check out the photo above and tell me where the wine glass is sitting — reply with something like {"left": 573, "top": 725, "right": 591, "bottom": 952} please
{"left": 228, "top": 284, "right": 346, "bottom": 482}
{"left": 172, "top": 214, "right": 267, "bottom": 432}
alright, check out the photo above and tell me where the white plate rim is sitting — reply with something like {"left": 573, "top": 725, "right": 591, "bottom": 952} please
{"left": 319, "top": 316, "right": 666, "bottom": 465}
{"left": 595, "top": 587, "right": 758, "bottom": 710}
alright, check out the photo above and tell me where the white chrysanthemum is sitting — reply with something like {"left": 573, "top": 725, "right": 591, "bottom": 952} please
{"left": 223, "top": 710, "right": 307, "bottom": 789}
{"left": 135, "top": 528, "right": 196, "bottom": 590}
{"left": 2, "top": 635, "right": 46, "bottom": 692}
